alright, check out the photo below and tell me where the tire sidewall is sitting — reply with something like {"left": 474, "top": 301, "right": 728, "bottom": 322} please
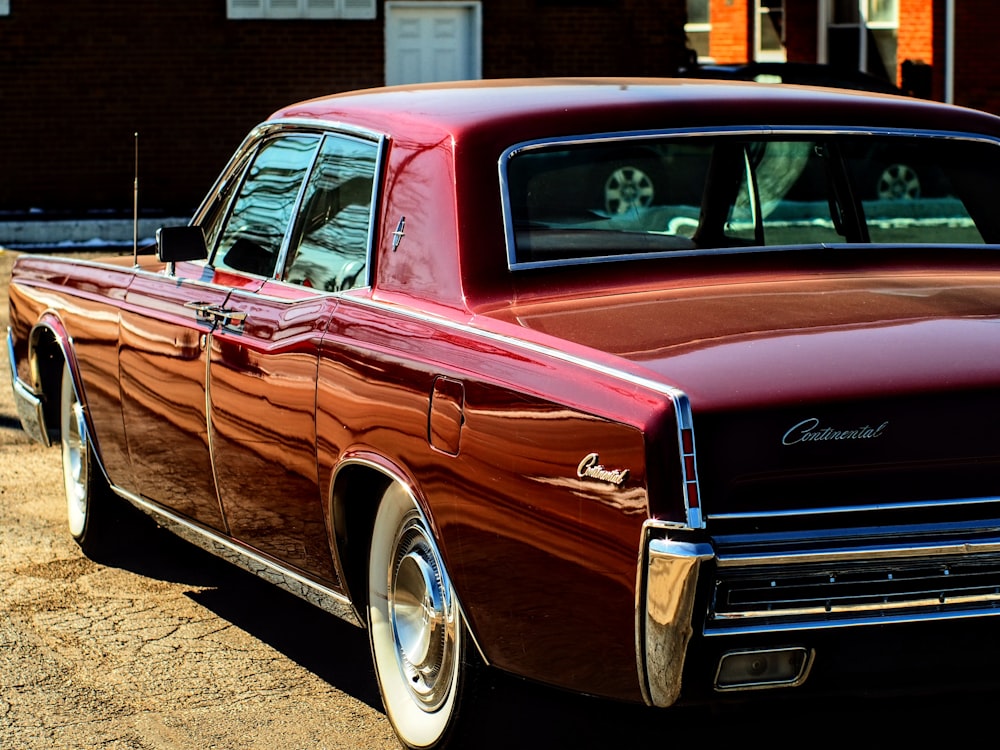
{"left": 367, "top": 483, "right": 464, "bottom": 749}
{"left": 60, "top": 360, "right": 91, "bottom": 541}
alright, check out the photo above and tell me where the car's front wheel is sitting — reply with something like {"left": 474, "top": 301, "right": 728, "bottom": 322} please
{"left": 60, "top": 359, "right": 118, "bottom": 556}
{"left": 367, "top": 482, "right": 481, "bottom": 749}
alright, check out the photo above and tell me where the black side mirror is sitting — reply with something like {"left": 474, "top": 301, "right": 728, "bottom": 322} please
{"left": 156, "top": 225, "right": 208, "bottom": 263}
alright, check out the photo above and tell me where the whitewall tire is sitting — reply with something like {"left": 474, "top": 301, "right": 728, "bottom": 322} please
{"left": 59, "top": 360, "right": 116, "bottom": 556}
{"left": 367, "top": 482, "right": 478, "bottom": 749}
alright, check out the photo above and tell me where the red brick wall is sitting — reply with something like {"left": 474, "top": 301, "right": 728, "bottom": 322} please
{"left": 952, "top": 0, "right": 1000, "bottom": 115}
{"left": 0, "top": 0, "right": 690, "bottom": 215}
{"left": 897, "top": 0, "right": 933, "bottom": 91}
{"left": 0, "top": 1, "right": 384, "bottom": 214}
{"left": 708, "top": 0, "right": 750, "bottom": 63}
{"left": 783, "top": 2, "right": 818, "bottom": 63}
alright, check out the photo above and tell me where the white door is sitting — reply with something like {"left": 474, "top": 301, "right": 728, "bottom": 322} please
{"left": 385, "top": 2, "right": 482, "bottom": 85}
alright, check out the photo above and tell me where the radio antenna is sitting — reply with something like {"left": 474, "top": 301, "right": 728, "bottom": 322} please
{"left": 132, "top": 131, "right": 139, "bottom": 266}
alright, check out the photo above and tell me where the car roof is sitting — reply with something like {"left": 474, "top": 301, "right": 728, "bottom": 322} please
{"left": 270, "top": 78, "right": 1000, "bottom": 147}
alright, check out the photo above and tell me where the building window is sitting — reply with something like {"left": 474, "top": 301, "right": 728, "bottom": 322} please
{"left": 227, "top": 0, "right": 376, "bottom": 20}
{"left": 755, "top": 0, "right": 785, "bottom": 62}
{"left": 825, "top": 0, "right": 898, "bottom": 82}
{"left": 685, "top": 0, "right": 711, "bottom": 62}
{"left": 0, "top": 1, "right": 9, "bottom": 16}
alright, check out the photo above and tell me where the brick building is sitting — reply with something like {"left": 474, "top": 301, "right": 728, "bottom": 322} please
{"left": 0, "top": 1, "right": 688, "bottom": 218}
{"left": 687, "top": 1, "right": 999, "bottom": 113}
{"left": 1, "top": 1, "right": 997, "bottom": 220}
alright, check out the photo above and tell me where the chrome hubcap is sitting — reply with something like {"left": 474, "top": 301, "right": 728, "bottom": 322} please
{"left": 389, "top": 513, "right": 456, "bottom": 712}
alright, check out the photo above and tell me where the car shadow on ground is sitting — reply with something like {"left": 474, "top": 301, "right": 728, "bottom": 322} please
{"left": 94, "top": 505, "right": 1000, "bottom": 748}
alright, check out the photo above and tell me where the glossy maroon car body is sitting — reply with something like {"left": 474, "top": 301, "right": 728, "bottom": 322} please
{"left": 11, "top": 79, "right": 1000, "bottom": 747}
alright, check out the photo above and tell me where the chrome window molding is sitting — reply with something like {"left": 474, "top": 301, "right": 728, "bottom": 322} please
{"left": 499, "top": 126, "right": 1000, "bottom": 271}
{"left": 188, "top": 120, "right": 388, "bottom": 292}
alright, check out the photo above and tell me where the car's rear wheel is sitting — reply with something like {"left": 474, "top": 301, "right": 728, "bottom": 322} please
{"left": 60, "top": 360, "right": 117, "bottom": 556}
{"left": 367, "top": 482, "right": 480, "bottom": 749}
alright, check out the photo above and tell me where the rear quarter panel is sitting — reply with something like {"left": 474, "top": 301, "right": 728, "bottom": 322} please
{"left": 317, "top": 296, "right": 684, "bottom": 701}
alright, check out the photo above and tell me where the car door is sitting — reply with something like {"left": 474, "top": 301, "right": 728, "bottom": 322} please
{"left": 119, "top": 132, "right": 321, "bottom": 532}
{"left": 207, "top": 132, "right": 380, "bottom": 585}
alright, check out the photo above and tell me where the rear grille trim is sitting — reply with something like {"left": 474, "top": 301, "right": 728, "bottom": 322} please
{"left": 716, "top": 537, "right": 1000, "bottom": 568}
{"left": 706, "top": 535, "right": 1000, "bottom": 635}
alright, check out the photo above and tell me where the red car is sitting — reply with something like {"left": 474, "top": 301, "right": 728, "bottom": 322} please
{"left": 10, "top": 79, "right": 1000, "bottom": 748}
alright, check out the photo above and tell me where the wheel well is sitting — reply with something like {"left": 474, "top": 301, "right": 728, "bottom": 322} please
{"left": 331, "top": 464, "right": 393, "bottom": 615}
{"left": 31, "top": 327, "right": 67, "bottom": 438}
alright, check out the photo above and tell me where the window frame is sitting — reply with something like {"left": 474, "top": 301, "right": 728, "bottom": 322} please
{"left": 190, "top": 121, "right": 386, "bottom": 292}
{"left": 500, "top": 126, "right": 1000, "bottom": 272}
{"left": 226, "top": 0, "right": 377, "bottom": 21}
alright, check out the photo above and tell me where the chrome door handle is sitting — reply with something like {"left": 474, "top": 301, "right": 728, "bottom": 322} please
{"left": 184, "top": 301, "right": 247, "bottom": 331}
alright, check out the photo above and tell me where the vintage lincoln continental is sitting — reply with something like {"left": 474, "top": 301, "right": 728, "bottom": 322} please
{"left": 10, "top": 79, "right": 1000, "bottom": 747}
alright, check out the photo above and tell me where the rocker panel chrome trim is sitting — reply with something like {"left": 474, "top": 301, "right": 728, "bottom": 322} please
{"left": 115, "top": 486, "right": 361, "bottom": 627}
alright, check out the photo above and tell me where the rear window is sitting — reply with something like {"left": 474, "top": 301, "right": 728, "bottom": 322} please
{"left": 503, "top": 131, "right": 1000, "bottom": 267}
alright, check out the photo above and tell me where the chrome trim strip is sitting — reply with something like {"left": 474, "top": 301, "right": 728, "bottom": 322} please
{"left": 709, "top": 494, "right": 1000, "bottom": 522}
{"left": 114, "top": 486, "right": 361, "bottom": 627}
{"left": 636, "top": 520, "right": 715, "bottom": 707}
{"left": 7, "top": 327, "right": 50, "bottom": 447}
{"left": 260, "top": 117, "right": 385, "bottom": 144}
{"left": 714, "top": 590, "right": 1000, "bottom": 624}
{"left": 706, "top": 604, "right": 1000, "bottom": 637}
{"left": 716, "top": 536, "right": 1000, "bottom": 568}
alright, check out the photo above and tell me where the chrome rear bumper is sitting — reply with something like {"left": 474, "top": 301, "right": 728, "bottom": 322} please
{"left": 637, "top": 524, "right": 714, "bottom": 707}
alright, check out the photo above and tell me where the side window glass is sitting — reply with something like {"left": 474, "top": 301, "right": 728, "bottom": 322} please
{"left": 283, "top": 135, "right": 378, "bottom": 291}
{"left": 197, "top": 152, "right": 252, "bottom": 255}
{"left": 212, "top": 135, "right": 321, "bottom": 277}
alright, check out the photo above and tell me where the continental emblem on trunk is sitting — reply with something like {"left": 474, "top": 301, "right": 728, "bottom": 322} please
{"left": 577, "top": 453, "right": 630, "bottom": 487}
{"left": 782, "top": 417, "right": 889, "bottom": 446}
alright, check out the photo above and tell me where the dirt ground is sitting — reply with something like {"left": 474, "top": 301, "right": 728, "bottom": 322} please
{"left": 5, "top": 247, "right": 1000, "bottom": 749}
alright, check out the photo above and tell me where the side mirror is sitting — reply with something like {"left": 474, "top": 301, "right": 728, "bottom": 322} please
{"left": 156, "top": 225, "right": 208, "bottom": 263}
